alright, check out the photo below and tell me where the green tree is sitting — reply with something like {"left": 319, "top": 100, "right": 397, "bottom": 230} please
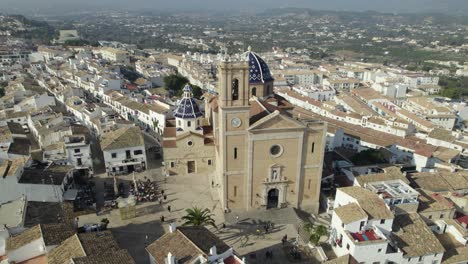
{"left": 0, "top": 81, "right": 7, "bottom": 97}
{"left": 351, "top": 149, "right": 387, "bottom": 166}
{"left": 440, "top": 87, "right": 462, "bottom": 99}
{"left": 181, "top": 207, "right": 217, "bottom": 228}
{"left": 191, "top": 84, "right": 203, "bottom": 98}
{"left": 303, "top": 223, "right": 328, "bottom": 246}
{"left": 163, "top": 74, "right": 189, "bottom": 96}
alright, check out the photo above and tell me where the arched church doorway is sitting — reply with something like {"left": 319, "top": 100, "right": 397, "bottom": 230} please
{"left": 267, "top": 188, "right": 279, "bottom": 209}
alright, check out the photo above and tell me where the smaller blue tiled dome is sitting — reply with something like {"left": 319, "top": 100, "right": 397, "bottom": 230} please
{"left": 174, "top": 84, "right": 203, "bottom": 119}
{"left": 243, "top": 47, "right": 274, "bottom": 84}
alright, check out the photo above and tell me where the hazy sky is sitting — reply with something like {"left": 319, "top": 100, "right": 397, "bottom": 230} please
{"left": 1, "top": 0, "right": 468, "bottom": 15}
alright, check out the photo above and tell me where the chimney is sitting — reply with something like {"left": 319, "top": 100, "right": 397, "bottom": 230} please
{"left": 166, "top": 252, "right": 176, "bottom": 264}
{"left": 169, "top": 222, "right": 177, "bottom": 233}
{"left": 209, "top": 245, "right": 217, "bottom": 256}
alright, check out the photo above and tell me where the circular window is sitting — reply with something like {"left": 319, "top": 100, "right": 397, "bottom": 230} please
{"left": 270, "top": 144, "right": 283, "bottom": 157}
{"left": 187, "top": 141, "right": 193, "bottom": 146}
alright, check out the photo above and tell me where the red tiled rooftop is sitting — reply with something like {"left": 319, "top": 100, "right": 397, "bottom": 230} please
{"left": 456, "top": 215, "right": 468, "bottom": 226}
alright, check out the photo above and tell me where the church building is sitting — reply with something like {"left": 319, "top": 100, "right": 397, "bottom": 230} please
{"left": 163, "top": 49, "right": 326, "bottom": 214}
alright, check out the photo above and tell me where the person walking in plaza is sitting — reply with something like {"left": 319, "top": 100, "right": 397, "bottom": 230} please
{"left": 167, "top": 205, "right": 171, "bottom": 212}
{"left": 160, "top": 215, "right": 165, "bottom": 222}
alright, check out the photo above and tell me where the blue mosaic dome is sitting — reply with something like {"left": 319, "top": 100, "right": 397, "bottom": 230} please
{"left": 244, "top": 48, "right": 274, "bottom": 84}
{"left": 174, "top": 85, "right": 203, "bottom": 119}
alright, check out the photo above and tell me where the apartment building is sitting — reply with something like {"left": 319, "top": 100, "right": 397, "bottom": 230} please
{"left": 101, "top": 126, "right": 147, "bottom": 174}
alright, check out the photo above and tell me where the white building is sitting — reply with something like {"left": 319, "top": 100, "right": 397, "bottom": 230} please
{"left": 101, "top": 126, "right": 147, "bottom": 174}
{"left": 146, "top": 224, "right": 245, "bottom": 264}
{"left": 96, "top": 48, "right": 130, "bottom": 65}
{"left": 0, "top": 159, "right": 74, "bottom": 204}
{"left": 64, "top": 135, "right": 93, "bottom": 175}
{"left": 330, "top": 186, "right": 445, "bottom": 264}
{"left": 292, "top": 85, "right": 335, "bottom": 101}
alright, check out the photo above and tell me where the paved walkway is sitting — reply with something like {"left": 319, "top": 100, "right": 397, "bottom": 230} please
{"left": 226, "top": 208, "right": 302, "bottom": 225}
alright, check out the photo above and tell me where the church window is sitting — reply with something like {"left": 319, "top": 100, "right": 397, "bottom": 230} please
{"left": 252, "top": 87, "right": 257, "bottom": 96}
{"left": 234, "top": 186, "right": 237, "bottom": 197}
{"left": 234, "top": 148, "right": 238, "bottom": 159}
{"left": 270, "top": 144, "right": 283, "bottom": 157}
{"left": 208, "top": 159, "right": 212, "bottom": 165}
{"left": 311, "top": 142, "right": 315, "bottom": 153}
{"left": 187, "top": 121, "right": 191, "bottom": 127}
{"left": 232, "top": 79, "right": 239, "bottom": 100}
{"left": 187, "top": 141, "right": 193, "bottom": 146}
{"left": 178, "top": 120, "right": 181, "bottom": 126}
{"left": 170, "top": 162, "right": 175, "bottom": 168}
{"left": 308, "top": 179, "right": 311, "bottom": 190}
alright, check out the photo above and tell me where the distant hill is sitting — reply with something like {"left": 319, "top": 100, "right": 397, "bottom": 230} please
{"left": 0, "top": 14, "right": 55, "bottom": 44}
{"left": 259, "top": 8, "right": 468, "bottom": 26}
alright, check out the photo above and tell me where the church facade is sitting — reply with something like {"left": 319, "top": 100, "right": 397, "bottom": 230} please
{"left": 163, "top": 50, "right": 326, "bottom": 214}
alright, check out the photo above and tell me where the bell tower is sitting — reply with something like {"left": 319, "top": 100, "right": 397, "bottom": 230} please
{"left": 215, "top": 58, "right": 251, "bottom": 211}
{"left": 217, "top": 60, "right": 250, "bottom": 107}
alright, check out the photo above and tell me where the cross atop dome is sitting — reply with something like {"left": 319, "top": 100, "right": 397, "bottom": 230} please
{"left": 182, "top": 84, "right": 193, "bottom": 98}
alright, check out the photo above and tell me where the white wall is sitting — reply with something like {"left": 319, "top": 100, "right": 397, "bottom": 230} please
{"left": 103, "top": 145, "right": 147, "bottom": 172}
{"left": 7, "top": 238, "right": 46, "bottom": 263}
{"left": 66, "top": 144, "right": 93, "bottom": 170}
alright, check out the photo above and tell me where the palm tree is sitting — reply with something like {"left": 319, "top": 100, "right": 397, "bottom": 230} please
{"left": 181, "top": 207, "right": 217, "bottom": 229}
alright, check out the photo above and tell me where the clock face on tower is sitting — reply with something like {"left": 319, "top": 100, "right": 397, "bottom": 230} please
{"left": 231, "top": 117, "right": 242, "bottom": 128}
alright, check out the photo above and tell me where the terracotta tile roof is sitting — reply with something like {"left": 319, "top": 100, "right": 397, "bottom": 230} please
{"left": 146, "top": 226, "right": 231, "bottom": 264}
{"left": 41, "top": 223, "right": 76, "bottom": 246}
{"left": 276, "top": 88, "right": 322, "bottom": 107}
{"left": 396, "top": 137, "right": 436, "bottom": 158}
{"left": 78, "top": 231, "right": 121, "bottom": 255}
{"left": 73, "top": 250, "right": 135, "bottom": 264}
{"left": 6, "top": 225, "right": 42, "bottom": 251}
{"left": 249, "top": 98, "right": 272, "bottom": 125}
{"left": 355, "top": 166, "right": 408, "bottom": 186}
{"left": 178, "top": 226, "right": 230, "bottom": 254}
{"left": 393, "top": 213, "right": 445, "bottom": 257}
{"left": 417, "top": 189, "right": 454, "bottom": 213}
{"left": 409, "top": 171, "right": 468, "bottom": 192}
{"left": 334, "top": 203, "right": 367, "bottom": 224}
{"left": 101, "top": 126, "right": 144, "bottom": 151}
{"left": 47, "top": 235, "right": 86, "bottom": 264}
{"left": 339, "top": 186, "right": 394, "bottom": 220}
{"left": 293, "top": 107, "right": 399, "bottom": 147}
{"left": 146, "top": 230, "right": 204, "bottom": 264}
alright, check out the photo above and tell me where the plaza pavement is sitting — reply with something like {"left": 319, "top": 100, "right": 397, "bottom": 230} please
{"left": 77, "top": 162, "right": 325, "bottom": 263}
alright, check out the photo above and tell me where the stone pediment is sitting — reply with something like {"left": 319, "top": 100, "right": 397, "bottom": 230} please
{"left": 249, "top": 111, "right": 304, "bottom": 131}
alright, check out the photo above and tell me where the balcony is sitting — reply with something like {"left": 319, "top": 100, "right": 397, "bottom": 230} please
{"left": 347, "top": 227, "right": 386, "bottom": 244}
{"left": 263, "top": 176, "right": 289, "bottom": 184}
